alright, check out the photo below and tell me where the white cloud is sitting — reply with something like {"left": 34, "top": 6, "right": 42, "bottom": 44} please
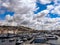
{"left": 2, "top": 3, "right": 10, "bottom": 8}
{"left": 47, "top": 5, "right": 54, "bottom": 10}
{"left": 10, "top": 0, "right": 36, "bottom": 14}
{"left": 5, "top": 14, "right": 13, "bottom": 21}
{"left": 51, "top": 5, "right": 60, "bottom": 15}
{"left": 34, "top": 10, "right": 49, "bottom": 19}
{"left": 39, "top": 0, "right": 52, "bottom": 4}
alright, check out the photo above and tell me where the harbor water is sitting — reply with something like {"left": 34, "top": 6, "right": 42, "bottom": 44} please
{"left": 0, "top": 37, "right": 60, "bottom": 45}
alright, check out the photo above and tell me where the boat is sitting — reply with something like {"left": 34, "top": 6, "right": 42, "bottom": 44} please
{"left": 45, "top": 34, "right": 58, "bottom": 40}
{"left": 9, "top": 38, "right": 15, "bottom": 42}
{"left": 16, "top": 39, "right": 23, "bottom": 45}
{"left": 54, "top": 32, "right": 60, "bottom": 36}
{"left": 33, "top": 36, "right": 47, "bottom": 43}
{"left": 0, "top": 34, "right": 8, "bottom": 39}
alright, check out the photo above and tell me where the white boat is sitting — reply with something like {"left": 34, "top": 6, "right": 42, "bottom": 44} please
{"left": 45, "top": 34, "right": 58, "bottom": 40}
{"left": 16, "top": 38, "right": 23, "bottom": 45}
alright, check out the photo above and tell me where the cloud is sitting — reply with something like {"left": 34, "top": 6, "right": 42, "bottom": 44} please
{"left": 34, "top": 10, "right": 49, "bottom": 19}
{"left": 5, "top": 14, "right": 13, "bottom": 21}
{"left": 0, "top": 0, "right": 60, "bottom": 30}
{"left": 9, "top": 0, "right": 36, "bottom": 14}
{"left": 51, "top": 5, "right": 60, "bottom": 15}
{"left": 47, "top": 5, "right": 54, "bottom": 10}
{"left": 39, "top": 0, "right": 52, "bottom": 4}
{"left": 0, "top": 0, "right": 11, "bottom": 8}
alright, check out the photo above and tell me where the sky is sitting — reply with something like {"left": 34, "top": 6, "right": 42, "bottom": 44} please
{"left": 0, "top": 0, "right": 60, "bottom": 30}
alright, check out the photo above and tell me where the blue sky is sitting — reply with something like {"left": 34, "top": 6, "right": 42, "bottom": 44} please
{"left": 34, "top": 0, "right": 60, "bottom": 18}
{"left": 0, "top": 0, "right": 60, "bottom": 30}
{"left": 0, "top": 0, "right": 60, "bottom": 20}
{"left": 0, "top": 6, "right": 14, "bottom": 20}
